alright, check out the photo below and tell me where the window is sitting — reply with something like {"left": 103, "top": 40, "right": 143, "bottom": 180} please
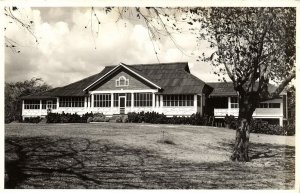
{"left": 134, "top": 93, "right": 152, "bottom": 107}
{"left": 231, "top": 97, "right": 239, "bottom": 108}
{"left": 59, "top": 97, "right": 84, "bottom": 107}
{"left": 163, "top": 95, "right": 194, "bottom": 107}
{"left": 269, "top": 103, "right": 280, "bottom": 108}
{"left": 42, "top": 100, "right": 57, "bottom": 109}
{"left": 258, "top": 103, "right": 268, "bottom": 108}
{"left": 24, "top": 100, "right": 40, "bottom": 109}
{"left": 94, "top": 94, "right": 111, "bottom": 107}
{"left": 116, "top": 76, "right": 129, "bottom": 87}
{"left": 126, "top": 93, "right": 131, "bottom": 107}
{"left": 114, "top": 93, "right": 121, "bottom": 106}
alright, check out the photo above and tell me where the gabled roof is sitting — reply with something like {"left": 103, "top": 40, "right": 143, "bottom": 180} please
{"left": 22, "top": 62, "right": 211, "bottom": 99}
{"left": 207, "top": 82, "right": 282, "bottom": 97}
{"left": 84, "top": 63, "right": 162, "bottom": 91}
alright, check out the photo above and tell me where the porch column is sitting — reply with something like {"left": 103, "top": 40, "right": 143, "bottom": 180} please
{"left": 22, "top": 100, "right": 24, "bottom": 117}
{"left": 194, "top": 95, "right": 197, "bottom": 113}
{"left": 156, "top": 95, "right": 159, "bottom": 107}
{"left": 57, "top": 97, "right": 59, "bottom": 109}
{"left": 84, "top": 97, "right": 87, "bottom": 108}
{"left": 91, "top": 94, "right": 94, "bottom": 108}
{"left": 228, "top": 97, "right": 231, "bottom": 115}
{"left": 279, "top": 117, "right": 283, "bottom": 126}
{"left": 87, "top": 96, "right": 90, "bottom": 109}
{"left": 131, "top": 92, "right": 134, "bottom": 111}
{"left": 111, "top": 93, "right": 114, "bottom": 108}
{"left": 152, "top": 93, "right": 155, "bottom": 110}
{"left": 39, "top": 100, "right": 42, "bottom": 115}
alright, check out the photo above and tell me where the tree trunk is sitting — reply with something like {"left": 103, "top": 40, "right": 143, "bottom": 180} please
{"left": 230, "top": 94, "right": 257, "bottom": 162}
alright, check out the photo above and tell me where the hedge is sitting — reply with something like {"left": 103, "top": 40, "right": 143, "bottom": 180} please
{"left": 127, "top": 111, "right": 206, "bottom": 125}
{"left": 223, "top": 115, "right": 295, "bottom": 136}
{"left": 46, "top": 112, "right": 94, "bottom": 123}
{"left": 23, "top": 116, "right": 42, "bottom": 123}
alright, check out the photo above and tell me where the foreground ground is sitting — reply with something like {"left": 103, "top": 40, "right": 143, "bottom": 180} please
{"left": 5, "top": 122, "right": 295, "bottom": 189}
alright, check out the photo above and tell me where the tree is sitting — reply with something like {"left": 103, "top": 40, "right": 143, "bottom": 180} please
{"left": 5, "top": 78, "right": 51, "bottom": 123}
{"left": 191, "top": 7, "right": 295, "bottom": 161}
{"left": 102, "top": 7, "right": 295, "bottom": 161}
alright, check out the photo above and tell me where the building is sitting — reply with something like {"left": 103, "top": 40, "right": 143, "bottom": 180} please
{"left": 207, "top": 82, "right": 288, "bottom": 126}
{"left": 21, "top": 62, "right": 287, "bottom": 125}
{"left": 22, "top": 62, "right": 212, "bottom": 119}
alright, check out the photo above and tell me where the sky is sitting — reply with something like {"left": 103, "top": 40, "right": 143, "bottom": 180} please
{"left": 5, "top": 7, "right": 219, "bottom": 87}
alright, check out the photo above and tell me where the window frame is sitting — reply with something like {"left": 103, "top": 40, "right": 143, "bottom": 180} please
{"left": 94, "top": 93, "right": 111, "bottom": 107}
{"left": 134, "top": 93, "right": 152, "bottom": 107}
{"left": 163, "top": 95, "right": 194, "bottom": 107}
{"left": 116, "top": 76, "right": 129, "bottom": 87}
{"left": 230, "top": 97, "right": 239, "bottom": 108}
{"left": 59, "top": 97, "right": 84, "bottom": 108}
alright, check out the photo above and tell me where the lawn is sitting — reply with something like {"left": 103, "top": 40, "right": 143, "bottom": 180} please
{"left": 5, "top": 122, "right": 295, "bottom": 189}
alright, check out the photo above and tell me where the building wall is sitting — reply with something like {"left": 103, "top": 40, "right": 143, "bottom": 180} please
{"left": 93, "top": 71, "right": 152, "bottom": 91}
{"left": 213, "top": 97, "right": 284, "bottom": 125}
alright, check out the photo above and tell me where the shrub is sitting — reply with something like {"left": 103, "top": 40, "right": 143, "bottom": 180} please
{"left": 115, "top": 116, "right": 123, "bottom": 123}
{"left": 128, "top": 111, "right": 167, "bottom": 124}
{"left": 46, "top": 112, "right": 94, "bottom": 123}
{"left": 127, "top": 111, "right": 205, "bottom": 125}
{"left": 87, "top": 117, "right": 93, "bottom": 123}
{"left": 190, "top": 112, "right": 205, "bottom": 125}
{"left": 127, "top": 112, "right": 139, "bottom": 123}
{"left": 251, "top": 119, "right": 295, "bottom": 136}
{"left": 81, "top": 112, "right": 94, "bottom": 123}
{"left": 91, "top": 113, "right": 106, "bottom": 122}
{"left": 92, "top": 116, "right": 105, "bottom": 122}
{"left": 23, "top": 116, "right": 41, "bottom": 123}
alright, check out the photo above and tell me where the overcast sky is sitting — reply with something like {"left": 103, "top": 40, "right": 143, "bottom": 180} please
{"left": 5, "top": 7, "right": 219, "bottom": 87}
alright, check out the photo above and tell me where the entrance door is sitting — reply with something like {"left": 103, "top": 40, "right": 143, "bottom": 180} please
{"left": 46, "top": 100, "right": 53, "bottom": 109}
{"left": 119, "top": 96, "right": 126, "bottom": 114}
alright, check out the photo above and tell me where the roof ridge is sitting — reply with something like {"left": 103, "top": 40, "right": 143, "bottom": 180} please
{"left": 105, "top": 62, "right": 188, "bottom": 67}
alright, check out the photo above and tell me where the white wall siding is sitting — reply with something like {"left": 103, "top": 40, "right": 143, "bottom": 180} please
{"left": 160, "top": 106, "right": 196, "bottom": 117}
{"left": 22, "top": 109, "right": 48, "bottom": 117}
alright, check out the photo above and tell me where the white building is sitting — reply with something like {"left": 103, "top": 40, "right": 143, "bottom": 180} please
{"left": 207, "top": 82, "right": 288, "bottom": 126}
{"left": 21, "top": 62, "right": 287, "bottom": 125}
{"left": 22, "top": 62, "right": 212, "bottom": 118}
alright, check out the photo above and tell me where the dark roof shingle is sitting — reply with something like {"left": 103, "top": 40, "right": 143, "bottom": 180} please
{"left": 207, "top": 82, "right": 282, "bottom": 96}
{"left": 22, "top": 62, "right": 211, "bottom": 99}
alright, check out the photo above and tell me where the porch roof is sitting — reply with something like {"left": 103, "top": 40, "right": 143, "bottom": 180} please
{"left": 207, "top": 82, "right": 282, "bottom": 97}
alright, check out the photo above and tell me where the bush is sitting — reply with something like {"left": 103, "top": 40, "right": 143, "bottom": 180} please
{"left": 91, "top": 113, "right": 106, "bottom": 122}
{"left": 251, "top": 119, "right": 295, "bottom": 136}
{"left": 128, "top": 111, "right": 167, "bottom": 124}
{"left": 87, "top": 117, "right": 93, "bottom": 123}
{"left": 46, "top": 112, "right": 94, "bottom": 123}
{"left": 190, "top": 112, "right": 205, "bottom": 125}
{"left": 115, "top": 116, "right": 123, "bottom": 123}
{"left": 127, "top": 111, "right": 205, "bottom": 125}
{"left": 223, "top": 116, "right": 295, "bottom": 136}
{"left": 127, "top": 112, "right": 139, "bottom": 123}
{"left": 23, "top": 116, "right": 41, "bottom": 123}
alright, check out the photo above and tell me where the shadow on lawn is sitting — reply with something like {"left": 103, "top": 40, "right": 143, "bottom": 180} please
{"left": 5, "top": 136, "right": 295, "bottom": 189}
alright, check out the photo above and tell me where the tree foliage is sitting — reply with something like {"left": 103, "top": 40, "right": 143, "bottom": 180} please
{"left": 193, "top": 7, "right": 295, "bottom": 100}
{"left": 5, "top": 78, "right": 51, "bottom": 123}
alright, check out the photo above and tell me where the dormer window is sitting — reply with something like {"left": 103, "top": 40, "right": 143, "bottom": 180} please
{"left": 116, "top": 76, "right": 129, "bottom": 87}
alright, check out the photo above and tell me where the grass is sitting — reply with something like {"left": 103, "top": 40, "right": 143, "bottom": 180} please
{"left": 5, "top": 122, "right": 295, "bottom": 189}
